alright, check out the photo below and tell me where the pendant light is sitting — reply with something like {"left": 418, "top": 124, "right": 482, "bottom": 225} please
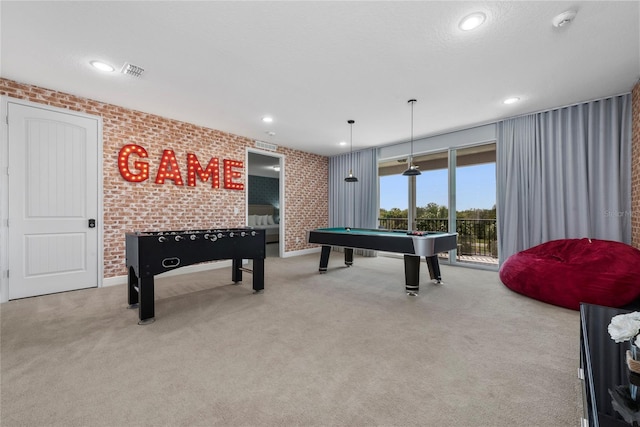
{"left": 402, "top": 99, "right": 421, "bottom": 176}
{"left": 344, "top": 119, "right": 358, "bottom": 182}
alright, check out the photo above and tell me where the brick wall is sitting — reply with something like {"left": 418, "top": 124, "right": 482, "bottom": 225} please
{"left": 633, "top": 81, "right": 640, "bottom": 249}
{"left": 281, "top": 146, "right": 329, "bottom": 250}
{"left": 0, "top": 78, "right": 329, "bottom": 277}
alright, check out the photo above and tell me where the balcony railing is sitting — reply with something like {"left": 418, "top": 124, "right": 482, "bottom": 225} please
{"left": 378, "top": 217, "right": 498, "bottom": 263}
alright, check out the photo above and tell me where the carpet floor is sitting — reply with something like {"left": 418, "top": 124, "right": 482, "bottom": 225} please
{"left": 1, "top": 253, "right": 581, "bottom": 426}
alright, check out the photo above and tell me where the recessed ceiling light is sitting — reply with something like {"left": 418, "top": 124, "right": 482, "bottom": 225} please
{"left": 262, "top": 116, "right": 273, "bottom": 123}
{"left": 459, "top": 12, "right": 486, "bottom": 31}
{"left": 503, "top": 97, "right": 520, "bottom": 105}
{"left": 90, "top": 60, "right": 115, "bottom": 72}
{"left": 339, "top": 141, "right": 347, "bottom": 146}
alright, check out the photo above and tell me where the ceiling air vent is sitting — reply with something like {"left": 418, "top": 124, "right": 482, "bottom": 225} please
{"left": 255, "top": 140, "right": 278, "bottom": 151}
{"left": 121, "top": 63, "right": 145, "bottom": 77}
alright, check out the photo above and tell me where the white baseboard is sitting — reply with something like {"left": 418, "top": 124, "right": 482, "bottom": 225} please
{"left": 282, "top": 247, "right": 321, "bottom": 258}
{"left": 102, "top": 259, "right": 235, "bottom": 287}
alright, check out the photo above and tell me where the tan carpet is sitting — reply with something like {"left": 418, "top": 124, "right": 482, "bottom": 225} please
{"left": 1, "top": 253, "right": 581, "bottom": 426}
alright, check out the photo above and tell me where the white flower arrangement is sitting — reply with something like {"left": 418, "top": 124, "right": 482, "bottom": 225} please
{"left": 608, "top": 312, "right": 640, "bottom": 345}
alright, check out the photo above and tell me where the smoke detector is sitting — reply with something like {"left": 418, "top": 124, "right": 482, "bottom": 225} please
{"left": 121, "top": 63, "right": 145, "bottom": 77}
{"left": 552, "top": 10, "right": 577, "bottom": 28}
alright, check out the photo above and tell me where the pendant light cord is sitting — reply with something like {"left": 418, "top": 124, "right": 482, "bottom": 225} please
{"left": 402, "top": 99, "right": 420, "bottom": 176}
{"left": 350, "top": 121, "right": 354, "bottom": 170}
{"left": 411, "top": 101, "right": 414, "bottom": 161}
{"left": 345, "top": 120, "right": 357, "bottom": 182}
{"left": 409, "top": 99, "right": 416, "bottom": 164}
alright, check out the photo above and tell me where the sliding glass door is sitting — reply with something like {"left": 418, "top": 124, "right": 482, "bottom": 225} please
{"left": 414, "top": 151, "right": 449, "bottom": 233}
{"left": 378, "top": 142, "right": 497, "bottom": 268}
{"left": 378, "top": 157, "right": 410, "bottom": 230}
{"left": 454, "top": 144, "right": 497, "bottom": 266}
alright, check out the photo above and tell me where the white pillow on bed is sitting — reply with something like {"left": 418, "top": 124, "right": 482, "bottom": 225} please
{"left": 248, "top": 215, "right": 256, "bottom": 226}
{"left": 261, "top": 215, "right": 269, "bottom": 226}
{"left": 267, "top": 215, "right": 275, "bottom": 225}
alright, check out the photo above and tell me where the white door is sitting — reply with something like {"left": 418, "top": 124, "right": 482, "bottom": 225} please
{"left": 7, "top": 102, "right": 99, "bottom": 299}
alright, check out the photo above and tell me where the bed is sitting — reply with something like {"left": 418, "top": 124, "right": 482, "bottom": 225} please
{"left": 248, "top": 204, "right": 279, "bottom": 243}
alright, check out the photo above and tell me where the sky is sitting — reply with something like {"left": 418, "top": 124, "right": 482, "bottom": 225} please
{"left": 379, "top": 163, "right": 496, "bottom": 211}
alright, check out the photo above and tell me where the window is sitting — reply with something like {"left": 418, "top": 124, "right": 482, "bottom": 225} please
{"left": 454, "top": 144, "right": 497, "bottom": 265}
{"left": 415, "top": 151, "right": 449, "bottom": 233}
{"left": 378, "top": 160, "right": 408, "bottom": 230}
{"left": 378, "top": 143, "right": 497, "bottom": 268}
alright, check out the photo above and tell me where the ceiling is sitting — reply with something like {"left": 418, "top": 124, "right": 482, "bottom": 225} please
{"left": 248, "top": 152, "right": 280, "bottom": 178}
{"left": 2, "top": 1, "right": 638, "bottom": 157}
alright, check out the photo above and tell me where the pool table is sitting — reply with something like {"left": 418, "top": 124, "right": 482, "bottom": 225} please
{"left": 307, "top": 227, "right": 458, "bottom": 295}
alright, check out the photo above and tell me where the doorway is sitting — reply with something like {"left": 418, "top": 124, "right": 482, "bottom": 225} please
{"left": 2, "top": 98, "right": 103, "bottom": 301}
{"left": 246, "top": 150, "right": 284, "bottom": 258}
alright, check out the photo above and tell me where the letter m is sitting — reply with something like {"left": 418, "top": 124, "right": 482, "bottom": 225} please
{"left": 187, "top": 153, "right": 220, "bottom": 188}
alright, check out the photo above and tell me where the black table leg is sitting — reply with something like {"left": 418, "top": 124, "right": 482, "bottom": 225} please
{"left": 426, "top": 255, "right": 442, "bottom": 283}
{"left": 319, "top": 245, "right": 331, "bottom": 272}
{"left": 127, "top": 268, "right": 139, "bottom": 307}
{"left": 138, "top": 276, "right": 155, "bottom": 324}
{"left": 252, "top": 258, "right": 264, "bottom": 293}
{"left": 344, "top": 248, "right": 354, "bottom": 266}
{"left": 232, "top": 258, "right": 242, "bottom": 283}
{"left": 404, "top": 255, "right": 420, "bottom": 296}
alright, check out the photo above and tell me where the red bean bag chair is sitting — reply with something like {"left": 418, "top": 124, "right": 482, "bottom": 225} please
{"left": 499, "top": 238, "right": 640, "bottom": 310}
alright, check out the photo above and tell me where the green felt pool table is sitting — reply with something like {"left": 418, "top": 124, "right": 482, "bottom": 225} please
{"left": 307, "top": 227, "right": 458, "bottom": 295}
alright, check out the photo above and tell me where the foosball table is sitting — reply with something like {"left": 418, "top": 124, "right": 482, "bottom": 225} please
{"left": 126, "top": 228, "right": 266, "bottom": 324}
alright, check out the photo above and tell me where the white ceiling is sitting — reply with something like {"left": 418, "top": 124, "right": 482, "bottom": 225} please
{"left": 2, "top": 1, "right": 639, "bottom": 157}
{"left": 248, "top": 151, "right": 280, "bottom": 178}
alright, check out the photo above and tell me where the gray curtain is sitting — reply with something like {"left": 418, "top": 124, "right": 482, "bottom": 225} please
{"left": 497, "top": 94, "right": 632, "bottom": 264}
{"left": 329, "top": 148, "right": 378, "bottom": 256}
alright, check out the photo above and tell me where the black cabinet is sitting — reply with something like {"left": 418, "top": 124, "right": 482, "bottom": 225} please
{"left": 580, "top": 303, "right": 640, "bottom": 426}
